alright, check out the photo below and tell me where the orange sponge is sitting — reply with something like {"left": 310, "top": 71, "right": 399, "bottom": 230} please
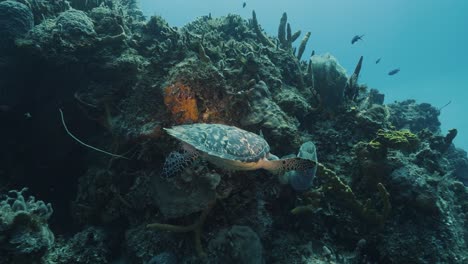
{"left": 164, "top": 82, "right": 199, "bottom": 124}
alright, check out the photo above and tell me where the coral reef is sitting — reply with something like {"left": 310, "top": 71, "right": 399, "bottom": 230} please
{"left": 0, "top": 0, "right": 33, "bottom": 50}
{"left": 0, "top": 3, "right": 466, "bottom": 264}
{"left": 208, "top": 225, "right": 263, "bottom": 264}
{"left": 45, "top": 227, "right": 112, "bottom": 264}
{"left": 0, "top": 188, "right": 54, "bottom": 263}
{"left": 240, "top": 81, "right": 301, "bottom": 152}
{"left": 389, "top": 99, "right": 441, "bottom": 133}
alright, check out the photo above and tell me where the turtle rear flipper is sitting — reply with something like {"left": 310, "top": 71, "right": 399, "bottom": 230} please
{"left": 161, "top": 149, "right": 200, "bottom": 179}
{"left": 265, "top": 157, "right": 317, "bottom": 175}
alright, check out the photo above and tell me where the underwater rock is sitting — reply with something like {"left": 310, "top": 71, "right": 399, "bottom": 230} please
{"left": 146, "top": 252, "right": 178, "bottom": 264}
{"left": 448, "top": 148, "right": 468, "bottom": 185}
{"left": 45, "top": 226, "right": 111, "bottom": 264}
{"left": 56, "top": 9, "right": 96, "bottom": 39}
{"left": 389, "top": 164, "right": 441, "bottom": 215}
{"left": 388, "top": 99, "right": 441, "bottom": 133}
{"left": 69, "top": 0, "right": 104, "bottom": 11}
{"left": 275, "top": 85, "right": 313, "bottom": 119}
{"left": 311, "top": 53, "right": 348, "bottom": 112}
{"left": 241, "top": 81, "right": 300, "bottom": 152}
{"left": 381, "top": 162, "right": 467, "bottom": 263}
{"left": 208, "top": 225, "right": 263, "bottom": 264}
{"left": 17, "top": 8, "right": 97, "bottom": 57}
{"left": 125, "top": 223, "right": 179, "bottom": 263}
{"left": 0, "top": 188, "right": 54, "bottom": 261}
{"left": 0, "top": 1, "right": 33, "bottom": 50}
{"left": 71, "top": 168, "right": 123, "bottom": 225}
{"left": 151, "top": 170, "right": 217, "bottom": 218}
{"left": 269, "top": 50, "right": 305, "bottom": 90}
{"left": 368, "top": 88, "right": 385, "bottom": 105}
{"left": 19, "top": 0, "right": 70, "bottom": 25}
{"left": 89, "top": 6, "right": 127, "bottom": 36}
{"left": 356, "top": 104, "right": 390, "bottom": 133}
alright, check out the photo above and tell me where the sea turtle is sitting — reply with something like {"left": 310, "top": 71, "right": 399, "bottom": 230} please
{"left": 161, "top": 123, "right": 318, "bottom": 181}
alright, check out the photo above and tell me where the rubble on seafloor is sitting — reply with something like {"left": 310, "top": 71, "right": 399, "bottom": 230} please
{"left": 0, "top": 1, "right": 467, "bottom": 263}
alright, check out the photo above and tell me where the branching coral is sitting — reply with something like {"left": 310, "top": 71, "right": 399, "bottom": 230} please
{"left": 297, "top": 32, "right": 311, "bottom": 61}
{"left": 164, "top": 82, "right": 200, "bottom": 124}
{"left": 251, "top": 10, "right": 275, "bottom": 48}
{"left": 277, "top": 12, "right": 301, "bottom": 50}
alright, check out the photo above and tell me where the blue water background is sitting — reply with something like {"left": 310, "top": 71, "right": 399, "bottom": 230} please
{"left": 140, "top": 0, "right": 468, "bottom": 151}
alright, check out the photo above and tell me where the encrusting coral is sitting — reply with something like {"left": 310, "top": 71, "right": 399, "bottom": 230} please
{"left": 369, "top": 129, "right": 420, "bottom": 153}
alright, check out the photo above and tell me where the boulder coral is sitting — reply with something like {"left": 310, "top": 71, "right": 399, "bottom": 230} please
{"left": 0, "top": 0, "right": 33, "bottom": 50}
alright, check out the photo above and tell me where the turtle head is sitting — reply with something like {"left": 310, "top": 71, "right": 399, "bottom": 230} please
{"left": 288, "top": 141, "right": 318, "bottom": 191}
{"left": 274, "top": 141, "right": 318, "bottom": 191}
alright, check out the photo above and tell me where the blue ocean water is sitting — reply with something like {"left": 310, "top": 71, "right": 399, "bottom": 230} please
{"left": 140, "top": 0, "right": 468, "bottom": 151}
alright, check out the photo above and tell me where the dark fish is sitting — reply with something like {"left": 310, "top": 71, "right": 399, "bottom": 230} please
{"left": 351, "top": 34, "right": 364, "bottom": 44}
{"left": 243, "top": 2, "right": 246, "bottom": 8}
{"left": 375, "top": 58, "right": 381, "bottom": 64}
{"left": 388, "top": 68, "right": 400, "bottom": 75}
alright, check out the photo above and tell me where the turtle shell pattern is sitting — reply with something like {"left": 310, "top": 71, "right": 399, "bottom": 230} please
{"left": 164, "top": 123, "right": 270, "bottom": 162}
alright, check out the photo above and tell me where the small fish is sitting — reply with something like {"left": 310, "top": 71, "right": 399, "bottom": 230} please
{"left": 243, "top": 2, "right": 246, "bottom": 8}
{"left": 375, "top": 58, "right": 381, "bottom": 64}
{"left": 388, "top": 68, "right": 400, "bottom": 75}
{"left": 351, "top": 34, "right": 364, "bottom": 44}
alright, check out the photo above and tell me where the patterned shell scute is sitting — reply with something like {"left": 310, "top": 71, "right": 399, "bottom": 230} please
{"left": 164, "top": 124, "right": 270, "bottom": 162}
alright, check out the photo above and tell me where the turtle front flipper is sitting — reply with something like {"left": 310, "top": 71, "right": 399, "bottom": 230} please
{"left": 161, "top": 148, "right": 200, "bottom": 179}
{"left": 264, "top": 157, "right": 317, "bottom": 176}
